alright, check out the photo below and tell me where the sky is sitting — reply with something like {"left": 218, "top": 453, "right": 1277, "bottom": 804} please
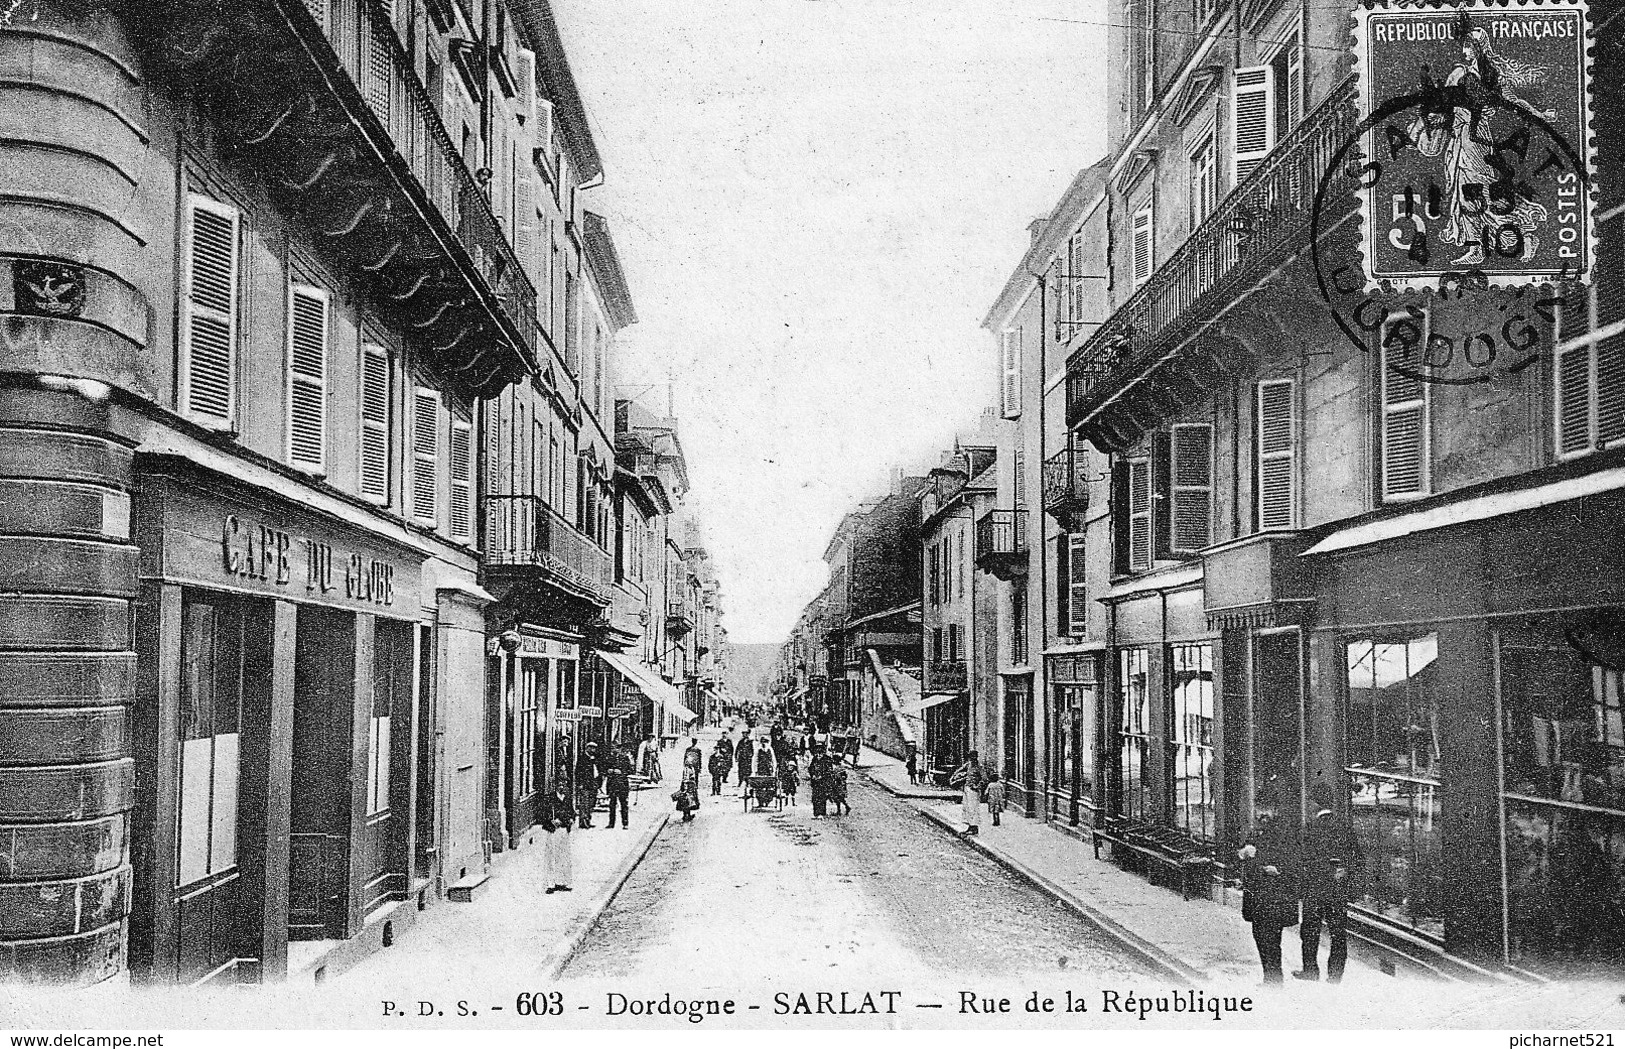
{"left": 552, "top": 0, "right": 1109, "bottom": 644}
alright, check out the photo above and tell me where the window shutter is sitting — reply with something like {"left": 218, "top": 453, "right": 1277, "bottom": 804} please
{"left": 180, "top": 195, "right": 239, "bottom": 424}
{"left": 1001, "top": 328, "right": 1022, "bottom": 416}
{"left": 1131, "top": 206, "right": 1154, "bottom": 287}
{"left": 1067, "top": 533, "right": 1088, "bottom": 635}
{"left": 1128, "top": 458, "right": 1152, "bottom": 571}
{"left": 1557, "top": 344, "right": 1593, "bottom": 456}
{"left": 1014, "top": 444, "right": 1027, "bottom": 508}
{"left": 359, "top": 343, "right": 391, "bottom": 502}
{"left": 1231, "top": 65, "right": 1275, "bottom": 183}
{"left": 1285, "top": 37, "right": 1303, "bottom": 127}
{"left": 1152, "top": 430, "right": 1172, "bottom": 560}
{"left": 1056, "top": 534, "right": 1070, "bottom": 633}
{"left": 1599, "top": 338, "right": 1625, "bottom": 445}
{"left": 449, "top": 417, "right": 473, "bottom": 539}
{"left": 411, "top": 388, "right": 440, "bottom": 524}
{"left": 1170, "top": 423, "right": 1213, "bottom": 553}
{"left": 286, "top": 284, "right": 329, "bottom": 471}
{"left": 1256, "top": 379, "right": 1297, "bottom": 529}
{"left": 515, "top": 173, "right": 536, "bottom": 279}
{"left": 1380, "top": 322, "right": 1430, "bottom": 499}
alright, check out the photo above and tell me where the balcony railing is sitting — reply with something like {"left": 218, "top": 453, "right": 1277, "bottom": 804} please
{"left": 976, "top": 509, "right": 1030, "bottom": 580}
{"left": 1041, "top": 448, "right": 1089, "bottom": 519}
{"left": 926, "top": 660, "right": 968, "bottom": 694}
{"left": 307, "top": 0, "right": 537, "bottom": 351}
{"left": 484, "top": 495, "right": 611, "bottom": 603}
{"left": 1066, "top": 77, "right": 1357, "bottom": 426}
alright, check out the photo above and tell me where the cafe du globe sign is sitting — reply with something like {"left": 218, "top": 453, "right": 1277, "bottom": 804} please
{"left": 1353, "top": 0, "right": 1594, "bottom": 289}
{"left": 221, "top": 512, "right": 397, "bottom": 606}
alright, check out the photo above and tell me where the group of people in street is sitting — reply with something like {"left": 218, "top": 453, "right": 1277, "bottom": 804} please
{"left": 1238, "top": 782, "right": 1365, "bottom": 986}
{"left": 668, "top": 721, "right": 856, "bottom": 820}
{"left": 947, "top": 750, "right": 1005, "bottom": 835}
{"left": 533, "top": 732, "right": 664, "bottom": 894}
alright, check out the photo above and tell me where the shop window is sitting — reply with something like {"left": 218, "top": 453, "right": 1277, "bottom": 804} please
{"left": 1343, "top": 633, "right": 1444, "bottom": 938}
{"left": 177, "top": 597, "right": 252, "bottom": 886}
{"left": 180, "top": 194, "right": 240, "bottom": 427}
{"left": 1498, "top": 621, "right": 1625, "bottom": 972}
{"left": 1116, "top": 647, "right": 1152, "bottom": 820}
{"left": 1168, "top": 643, "right": 1215, "bottom": 841}
{"left": 367, "top": 621, "right": 412, "bottom": 815}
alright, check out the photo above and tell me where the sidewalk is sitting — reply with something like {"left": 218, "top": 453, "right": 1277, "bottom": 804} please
{"left": 333, "top": 742, "right": 681, "bottom": 991}
{"left": 856, "top": 745, "right": 1387, "bottom": 986}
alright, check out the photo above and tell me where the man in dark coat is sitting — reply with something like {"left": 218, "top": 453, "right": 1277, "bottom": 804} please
{"left": 602, "top": 742, "right": 634, "bottom": 830}
{"left": 1295, "top": 781, "right": 1364, "bottom": 983}
{"left": 1238, "top": 799, "right": 1300, "bottom": 985}
{"left": 735, "top": 730, "right": 753, "bottom": 793}
{"left": 575, "top": 741, "right": 600, "bottom": 829}
{"left": 716, "top": 733, "right": 735, "bottom": 786}
{"left": 808, "top": 745, "right": 834, "bottom": 819}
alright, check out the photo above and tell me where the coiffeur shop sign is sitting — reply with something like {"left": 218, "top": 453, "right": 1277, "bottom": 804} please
{"left": 221, "top": 513, "right": 396, "bottom": 606}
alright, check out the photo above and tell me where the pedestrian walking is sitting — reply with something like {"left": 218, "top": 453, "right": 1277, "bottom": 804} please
{"left": 984, "top": 758, "right": 1006, "bottom": 827}
{"left": 540, "top": 776, "right": 575, "bottom": 893}
{"left": 603, "top": 741, "right": 633, "bottom": 829}
{"left": 674, "top": 738, "right": 703, "bottom": 822}
{"left": 637, "top": 733, "right": 662, "bottom": 784}
{"left": 575, "top": 741, "right": 601, "bottom": 829}
{"left": 949, "top": 750, "right": 989, "bottom": 834}
{"left": 707, "top": 740, "right": 730, "bottom": 795}
{"left": 716, "top": 732, "right": 735, "bottom": 785}
{"left": 830, "top": 760, "right": 849, "bottom": 815}
{"left": 1238, "top": 796, "right": 1301, "bottom": 986}
{"left": 808, "top": 745, "right": 833, "bottom": 819}
{"left": 905, "top": 745, "right": 918, "bottom": 786}
{"left": 1295, "top": 781, "right": 1364, "bottom": 984}
{"left": 735, "top": 730, "right": 753, "bottom": 793}
{"left": 780, "top": 754, "right": 799, "bottom": 805}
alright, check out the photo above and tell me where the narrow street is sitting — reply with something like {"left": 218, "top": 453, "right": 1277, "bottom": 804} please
{"left": 562, "top": 740, "right": 1157, "bottom": 989}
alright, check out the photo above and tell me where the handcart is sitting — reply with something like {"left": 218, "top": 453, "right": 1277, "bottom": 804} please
{"left": 744, "top": 773, "right": 782, "bottom": 812}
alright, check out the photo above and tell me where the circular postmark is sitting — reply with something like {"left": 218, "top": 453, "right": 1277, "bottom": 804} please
{"left": 1312, "top": 1, "right": 1593, "bottom": 386}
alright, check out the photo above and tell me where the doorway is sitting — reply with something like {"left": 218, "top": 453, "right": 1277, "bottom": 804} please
{"left": 288, "top": 606, "right": 356, "bottom": 941}
{"left": 1251, "top": 630, "right": 1305, "bottom": 823}
{"left": 357, "top": 618, "right": 413, "bottom": 915}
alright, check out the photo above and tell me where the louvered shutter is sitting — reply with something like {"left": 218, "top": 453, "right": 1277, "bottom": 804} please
{"left": 359, "top": 344, "right": 390, "bottom": 502}
{"left": 1014, "top": 444, "right": 1027, "bottom": 508}
{"left": 1055, "top": 534, "right": 1071, "bottom": 633}
{"left": 1556, "top": 344, "right": 1592, "bottom": 456}
{"left": 1169, "top": 423, "right": 1213, "bottom": 553}
{"left": 180, "top": 195, "right": 239, "bottom": 424}
{"left": 365, "top": 11, "right": 392, "bottom": 119}
{"left": 1232, "top": 65, "right": 1275, "bottom": 183}
{"left": 1128, "top": 459, "right": 1152, "bottom": 571}
{"left": 411, "top": 388, "right": 440, "bottom": 524}
{"left": 1001, "top": 328, "right": 1021, "bottom": 416}
{"left": 1131, "top": 206, "right": 1153, "bottom": 287}
{"left": 286, "top": 284, "right": 329, "bottom": 471}
{"left": 1256, "top": 379, "right": 1297, "bottom": 529}
{"left": 1381, "top": 327, "right": 1429, "bottom": 499}
{"left": 1284, "top": 38, "right": 1303, "bottom": 128}
{"left": 1599, "top": 339, "right": 1625, "bottom": 446}
{"left": 515, "top": 173, "right": 537, "bottom": 283}
{"left": 1067, "top": 533, "right": 1089, "bottom": 635}
{"left": 449, "top": 417, "right": 473, "bottom": 539}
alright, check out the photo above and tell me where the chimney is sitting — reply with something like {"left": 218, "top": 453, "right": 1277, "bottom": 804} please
{"left": 1028, "top": 215, "right": 1049, "bottom": 246}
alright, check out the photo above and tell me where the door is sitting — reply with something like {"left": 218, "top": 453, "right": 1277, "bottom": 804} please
{"left": 288, "top": 606, "right": 356, "bottom": 941}
{"left": 172, "top": 593, "right": 271, "bottom": 984}
{"left": 413, "top": 623, "right": 436, "bottom": 882}
{"left": 1252, "top": 630, "right": 1305, "bottom": 824}
{"left": 358, "top": 617, "right": 413, "bottom": 915}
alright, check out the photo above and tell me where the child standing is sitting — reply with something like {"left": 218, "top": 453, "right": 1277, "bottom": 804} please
{"left": 984, "top": 760, "right": 1006, "bottom": 827}
{"left": 905, "top": 747, "right": 918, "bottom": 786}
{"left": 830, "top": 762, "right": 850, "bottom": 815}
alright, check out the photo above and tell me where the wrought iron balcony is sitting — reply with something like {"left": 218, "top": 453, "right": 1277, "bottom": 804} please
{"left": 665, "top": 595, "right": 693, "bottom": 637}
{"left": 1041, "top": 447, "right": 1089, "bottom": 523}
{"left": 484, "top": 495, "right": 611, "bottom": 604}
{"left": 975, "top": 509, "right": 1029, "bottom": 580}
{"left": 149, "top": 0, "right": 539, "bottom": 398}
{"left": 926, "top": 659, "right": 967, "bottom": 694}
{"left": 1065, "top": 78, "right": 1357, "bottom": 436}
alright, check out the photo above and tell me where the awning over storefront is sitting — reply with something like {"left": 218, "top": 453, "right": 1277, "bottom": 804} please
{"left": 895, "top": 691, "right": 958, "bottom": 717}
{"left": 598, "top": 649, "right": 697, "bottom": 723}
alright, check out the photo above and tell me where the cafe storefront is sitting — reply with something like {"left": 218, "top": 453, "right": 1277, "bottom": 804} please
{"left": 126, "top": 458, "right": 484, "bottom": 985}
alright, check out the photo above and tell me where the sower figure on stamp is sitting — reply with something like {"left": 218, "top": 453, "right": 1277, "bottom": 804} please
{"left": 1239, "top": 792, "right": 1300, "bottom": 986}
{"left": 1295, "top": 780, "right": 1365, "bottom": 983}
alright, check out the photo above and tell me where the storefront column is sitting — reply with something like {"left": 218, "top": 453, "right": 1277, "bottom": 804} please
{"left": 343, "top": 614, "right": 376, "bottom": 938}
{"left": 129, "top": 582, "right": 181, "bottom": 982}
{"left": 1437, "top": 618, "right": 1504, "bottom": 963}
{"left": 253, "top": 600, "right": 297, "bottom": 982}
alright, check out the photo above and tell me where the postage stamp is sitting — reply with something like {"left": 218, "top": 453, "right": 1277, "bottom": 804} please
{"left": 1351, "top": 0, "right": 1595, "bottom": 289}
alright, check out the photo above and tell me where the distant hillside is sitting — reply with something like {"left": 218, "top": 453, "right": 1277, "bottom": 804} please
{"left": 723, "top": 643, "right": 778, "bottom": 698}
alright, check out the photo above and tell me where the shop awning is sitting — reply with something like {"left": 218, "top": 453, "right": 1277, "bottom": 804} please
{"left": 895, "top": 691, "right": 959, "bottom": 717}
{"left": 598, "top": 649, "right": 697, "bottom": 723}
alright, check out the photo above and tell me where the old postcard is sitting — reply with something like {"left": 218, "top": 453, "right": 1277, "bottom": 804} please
{"left": 0, "top": 0, "right": 1622, "bottom": 1039}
